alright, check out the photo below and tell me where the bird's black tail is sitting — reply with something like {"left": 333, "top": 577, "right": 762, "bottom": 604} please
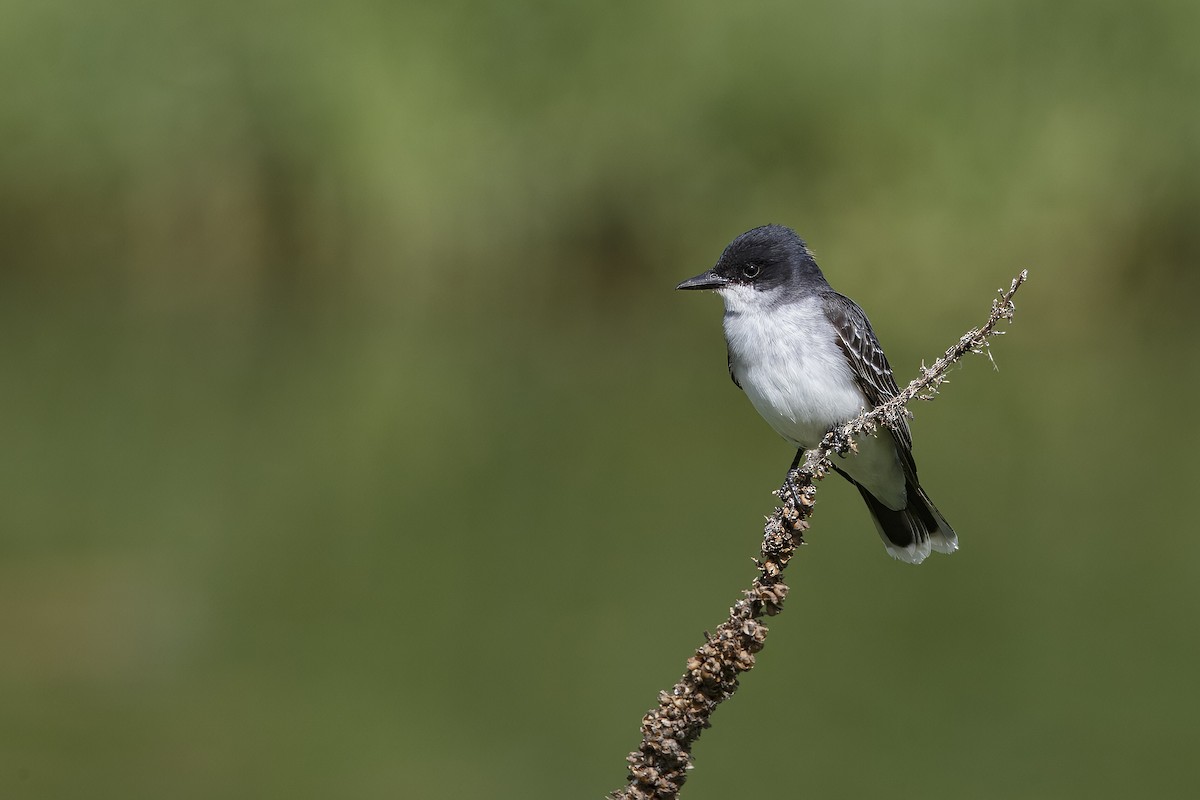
{"left": 853, "top": 479, "right": 957, "bottom": 565}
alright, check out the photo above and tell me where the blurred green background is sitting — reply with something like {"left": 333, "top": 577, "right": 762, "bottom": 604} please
{"left": 3, "top": 1, "right": 1198, "bottom": 797}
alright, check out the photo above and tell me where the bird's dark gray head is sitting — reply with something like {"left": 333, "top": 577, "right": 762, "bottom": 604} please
{"left": 676, "top": 224, "right": 826, "bottom": 294}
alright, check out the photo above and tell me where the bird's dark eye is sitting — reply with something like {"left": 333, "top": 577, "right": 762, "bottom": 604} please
{"left": 742, "top": 263, "right": 761, "bottom": 279}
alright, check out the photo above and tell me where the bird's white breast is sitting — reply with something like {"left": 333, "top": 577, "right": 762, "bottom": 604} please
{"left": 720, "top": 285, "right": 906, "bottom": 509}
{"left": 722, "top": 288, "right": 866, "bottom": 448}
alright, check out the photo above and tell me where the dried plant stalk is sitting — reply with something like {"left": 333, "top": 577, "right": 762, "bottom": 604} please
{"left": 609, "top": 271, "right": 1027, "bottom": 800}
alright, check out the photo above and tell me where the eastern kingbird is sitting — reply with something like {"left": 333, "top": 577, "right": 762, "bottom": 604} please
{"left": 677, "top": 224, "right": 957, "bottom": 564}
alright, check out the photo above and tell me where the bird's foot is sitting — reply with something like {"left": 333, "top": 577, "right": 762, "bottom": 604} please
{"left": 785, "top": 469, "right": 805, "bottom": 509}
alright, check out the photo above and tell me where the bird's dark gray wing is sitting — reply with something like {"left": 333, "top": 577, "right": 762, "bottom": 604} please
{"left": 727, "top": 349, "right": 742, "bottom": 389}
{"left": 820, "top": 291, "right": 913, "bottom": 455}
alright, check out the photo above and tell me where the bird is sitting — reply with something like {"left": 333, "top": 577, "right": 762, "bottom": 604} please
{"left": 676, "top": 224, "right": 956, "bottom": 564}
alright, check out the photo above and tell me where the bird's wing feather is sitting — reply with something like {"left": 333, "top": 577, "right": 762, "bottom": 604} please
{"left": 820, "top": 291, "right": 914, "bottom": 457}
{"left": 727, "top": 349, "right": 742, "bottom": 389}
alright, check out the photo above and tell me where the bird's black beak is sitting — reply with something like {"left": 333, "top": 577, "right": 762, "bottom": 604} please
{"left": 676, "top": 270, "right": 729, "bottom": 291}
